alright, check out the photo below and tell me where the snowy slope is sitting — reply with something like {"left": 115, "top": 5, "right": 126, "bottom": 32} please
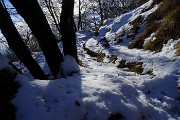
{"left": 11, "top": 0, "right": 180, "bottom": 120}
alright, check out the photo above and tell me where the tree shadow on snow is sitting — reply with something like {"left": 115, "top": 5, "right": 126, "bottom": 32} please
{"left": 45, "top": 55, "right": 85, "bottom": 120}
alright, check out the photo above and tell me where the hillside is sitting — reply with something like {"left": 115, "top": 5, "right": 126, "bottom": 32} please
{"left": 0, "top": 0, "right": 180, "bottom": 120}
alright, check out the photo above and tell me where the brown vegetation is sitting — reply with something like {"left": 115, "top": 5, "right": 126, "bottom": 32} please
{"left": 144, "top": 7, "right": 180, "bottom": 51}
{"left": 108, "top": 55, "right": 118, "bottom": 64}
{"left": 128, "top": 23, "right": 158, "bottom": 49}
{"left": 83, "top": 42, "right": 106, "bottom": 62}
{"left": 117, "top": 59, "right": 143, "bottom": 74}
{"left": 117, "top": 59, "right": 154, "bottom": 76}
{"left": 130, "top": 15, "right": 143, "bottom": 34}
{"left": 175, "top": 43, "right": 180, "bottom": 56}
{"left": 129, "top": 0, "right": 180, "bottom": 52}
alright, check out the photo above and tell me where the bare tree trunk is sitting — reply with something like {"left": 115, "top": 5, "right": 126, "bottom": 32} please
{"left": 78, "top": 0, "right": 82, "bottom": 31}
{"left": 98, "top": 0, "right": 103, "bottom": 21}
{"left": 9, "top": 0, "right": 64, "bottom": 78}
{"left": 60, "top": 0, "right": 78, "bottom": 61}
{"left": 0, "top": 3, "right": 47, "bottom": 79}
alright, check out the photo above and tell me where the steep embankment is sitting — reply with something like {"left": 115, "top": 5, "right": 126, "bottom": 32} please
{"left": 129, "top": 0, "right": 180, "bottom": 53}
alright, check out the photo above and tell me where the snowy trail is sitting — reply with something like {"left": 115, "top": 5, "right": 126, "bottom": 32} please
{"left": 12, "top": 35, "right": 180, "bottom": 120}
{"left": 79, "top": 38, "right": 180, "bottom": 119}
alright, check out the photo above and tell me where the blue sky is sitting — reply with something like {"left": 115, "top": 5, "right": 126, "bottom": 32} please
{"left": 0, "top": 0, "right": 22, "bottom": 39}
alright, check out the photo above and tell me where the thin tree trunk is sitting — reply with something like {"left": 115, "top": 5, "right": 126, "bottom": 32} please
{"left": 60, "top": 0, "right": 78, "bottom": 61}
{"left": 78, "top": 0, "right": 82, "bottom": 31}
{"left": 98, "top": 0, "right": 103, "bottom": 21}
{"left": 0, "top": 3, "right": 47, "bottom": 79}
{"left": 44, "top": 0, "right": 61, "bottom": 33}
{"left": 9, "top": 0, "right": 64, "bottom": 78}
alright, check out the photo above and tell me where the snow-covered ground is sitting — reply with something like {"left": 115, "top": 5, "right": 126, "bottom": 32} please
{"left": 3, "top": 0, "right": 179, "bottom": 120}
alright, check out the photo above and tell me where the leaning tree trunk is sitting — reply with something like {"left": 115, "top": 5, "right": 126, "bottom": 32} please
{"left": 9, "top": 0, "right": 64, "bottom": 78}
{"left": 60, "top": 0, "right": 78, "bottom": 62}
{"left": 0, "top": 3, "right": 47, "bottom": 79}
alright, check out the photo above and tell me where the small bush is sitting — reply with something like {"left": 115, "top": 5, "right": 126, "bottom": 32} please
{"left": 117, "top": 59, "right": 127, "bottom": 68}
{"left": 108, "top": 55, "right": 118, "bottom": 64}
{"left": 117, "top": 60, "right": 144, "bottom": 74}
{"left": 128, "top": 62, "right": 143, "bottom": 74}
{"left": 97, "top": 53, "right": 106, "bottom": 62}
{"left": 78, "top": 59, "right": 85, "bottom": 67}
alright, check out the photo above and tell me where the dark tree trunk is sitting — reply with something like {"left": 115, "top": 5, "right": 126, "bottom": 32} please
{"left": 98, "top": 0, "right": 103, "bottom": 21}
{"left": 0, "top": 3, "right": 47, "bottom": 79}
{"left": 9, "top": 0, "right": 64, "bottom": 78}
{"left": 78, "top": 0, "right": 82, "bottom": 31}
{"left": 60, "top": 0, "right": 78, "bottom": 62}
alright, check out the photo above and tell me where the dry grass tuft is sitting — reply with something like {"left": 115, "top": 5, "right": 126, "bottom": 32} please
{"left": 78, "top": 59, "right": 85, "bottom": 67}
{"left": 117, "top": 60, "right": 143, "bottom": 74}
{"left": 117, "top": 59, "right": 155, "bottom": 75}
{"left": 83, "top": 42, "right": 106, "bottom": 62}
{"left": 130, "top": 15, "right": 143, "bottom": 34}
{"left": 97, "top": 53, "right": 106, "bottom": 62}
{"left": 175, "top": 43, "right": 180, "bottom": 56}
{"left": 128, "top": 23, "right": 158, "bottom": 49}
{"left": 108, "top": 55, "right": 118, "bottom": 63}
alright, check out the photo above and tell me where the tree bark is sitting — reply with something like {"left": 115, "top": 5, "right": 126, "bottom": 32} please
{"left": 78, "top": 0, "right": 82, "bottom": 31}
{"left": 98, "top": 0, "right": 103, "bottom": 21}
{"left": 9, "top": 0, "right": 64, "bottom": 78}
{"left": 60, "top": 0, "right": 78, "bottom": 61}
{"left": 0, "top": 3, "right": 47, "bottom": 79}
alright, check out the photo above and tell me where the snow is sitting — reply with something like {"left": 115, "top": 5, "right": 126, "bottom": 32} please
{"left": 0, "top": 55, "right": 9, "bottom": 69}
{"left": 60, "top": 55, "right": 80, "bottom": 77}
{"left": 85, "top": 38, "right": 102, "bottom": 53}
{"left": 1, "top": 0, "right": 178, "bottom": 120}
